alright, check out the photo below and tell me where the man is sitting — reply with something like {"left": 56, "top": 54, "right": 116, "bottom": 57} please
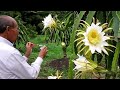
{"left": 0, "top": 15, "right": 48, "bottom": 79}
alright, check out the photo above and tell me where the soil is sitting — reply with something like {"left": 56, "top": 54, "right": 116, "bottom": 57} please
{"left": 49, "top": 57, "right": 69, "bottom": 70}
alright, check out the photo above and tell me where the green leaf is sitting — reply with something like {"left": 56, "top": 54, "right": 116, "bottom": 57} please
{"left": 95, "top": 66, "right": 108, "bottom": 73}
{"left": 88, "top": 59, "right": 98, "bottom": 68}
{"left": 112, "top": 11, "right": 119, "bottom": 42}
{"left": 68, "top": 55, "right": 75, "bottom": 79}
{"left": 70, "top": 11, "right": 86, "bottom": 54}
{"left": 116, "top": 11, "right": 120, "bottom": 21}
{"left": 64, "top": 13, "right": 73, "bottom": 29}
{"left": 118, "top": 28, "right": 120, "bottom": 38}
{"left": 111, "top": 41, "right": 120, "bottom": 72}
{"left": 85, "top": 11, "right": 96, "bottom": 24}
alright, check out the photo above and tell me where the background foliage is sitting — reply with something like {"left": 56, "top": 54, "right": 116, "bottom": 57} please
{"left": 0, "top": 11, "right": 120, "bottom": 79}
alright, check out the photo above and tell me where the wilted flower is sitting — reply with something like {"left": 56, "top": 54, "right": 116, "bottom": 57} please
{"left": 42, "top": 14, "right": 56, "bottom": 29}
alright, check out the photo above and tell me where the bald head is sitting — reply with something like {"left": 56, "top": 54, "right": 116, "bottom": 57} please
{"left": 0, "top": 15, "right": 17, "bottom": 33}
{"left": 0, "top": 15, "right": 19, "bottom": 43}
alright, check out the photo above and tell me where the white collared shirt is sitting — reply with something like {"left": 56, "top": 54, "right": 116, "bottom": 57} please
{"left": 0, "top": 36, "right": 43, "bottom": 79}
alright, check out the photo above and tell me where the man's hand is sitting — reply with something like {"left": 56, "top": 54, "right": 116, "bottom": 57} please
{"left": 39, "top": 46, "right": 48, "bottom": 59}
{"left": 25, "top": 42, "right": 35, "bottom": 58}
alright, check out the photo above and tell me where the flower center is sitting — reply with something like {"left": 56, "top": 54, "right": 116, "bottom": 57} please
{"left": 87, "top": 29, "right": 101, "bottom": 45}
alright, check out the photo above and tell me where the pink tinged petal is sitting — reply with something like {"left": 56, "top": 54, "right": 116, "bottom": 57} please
{"left": 102, "top": 47, "right": 108, "bottom": 55}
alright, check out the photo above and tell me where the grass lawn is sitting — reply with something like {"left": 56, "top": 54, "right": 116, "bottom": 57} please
{"left": 16, "top": 35, "right": 76, "bottom": 79}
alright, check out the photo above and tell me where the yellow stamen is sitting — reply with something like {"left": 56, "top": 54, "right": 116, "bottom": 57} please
{"left": 88, "top": 29, "right": 101, "bottom": 45}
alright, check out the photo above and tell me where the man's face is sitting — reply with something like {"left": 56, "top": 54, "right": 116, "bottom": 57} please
{"left": 7, "top": 22, "right": 19, "bottom": 43}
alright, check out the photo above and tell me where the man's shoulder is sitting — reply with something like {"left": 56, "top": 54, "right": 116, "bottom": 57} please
{"left": 0, "top": 42, "right": 18, "bottom": 53}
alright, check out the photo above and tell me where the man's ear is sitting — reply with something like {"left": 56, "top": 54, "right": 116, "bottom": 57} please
{"left": 5, "top": 26, "right": 11, "bottom": 35}
{"left": 6, "top": 26, "right": 10, "bottom": 31}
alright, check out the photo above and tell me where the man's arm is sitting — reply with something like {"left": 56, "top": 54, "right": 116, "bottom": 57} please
{"left": 6, "top": 46, "right": 48, "bottom": 79}
{"left": 24, "top": 42, "right": 35, "bottom": 58}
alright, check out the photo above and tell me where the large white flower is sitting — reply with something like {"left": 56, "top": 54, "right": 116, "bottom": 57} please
{"left": 82, "top": 23, "right": 110, "bottom": 55}
{"left": 73, "top": 54, "right": 95, "bottom": 71}
{"left": 42, "top": 14, "right": 56, "bottom": 29}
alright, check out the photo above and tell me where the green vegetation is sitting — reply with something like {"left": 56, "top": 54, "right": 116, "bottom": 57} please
{"left": 16, "top": 35, "right": 76, "bottom": 79}
{"left": 1, "top": 11, "right": 120, "bottom": 79}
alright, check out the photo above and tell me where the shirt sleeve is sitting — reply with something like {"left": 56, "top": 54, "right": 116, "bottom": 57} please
{"left": 23, "top": 55, "right": 28, "bottom": 61}
{"left": 7, "top": 53, "right": 43, "bottom": 79}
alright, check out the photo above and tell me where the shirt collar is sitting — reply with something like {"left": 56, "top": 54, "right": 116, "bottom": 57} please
{"left": 0, "top": 36, "right": 13, "bottom": 47}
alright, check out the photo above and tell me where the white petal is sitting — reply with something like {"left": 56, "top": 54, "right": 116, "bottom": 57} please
{"left": 83, "top": 32, "right": 87, "bottom": 36}
{"left": 83, "top": 39, "right": 90, "bottom": 46}
{"left": 86, "top": 26, "right": 92, "bottom": 34}
{"left": 96, "top": 23, "right": 101, "bottom": 26}
{"left": 93, "top": 25, "right": 102, "bottom": 33}
{"left": 73, "top": 60, "right": 80, "bottom": 66}
{"left": 95, "top": 46, "right": 102, "bottom": 53}
{"left": 77, "top": 54, "right": 90, "bottom": 63}
{"left": 91, "top": 23, "right": 96, "bottom": 26}
{"left": 101, "top": 32, "right": 105, "bottom": 36}
{"left": 42, "top": 14, "right": 56, "bottom": 29}
{"left": 73, "top": 65, "right": 83, "bottom": 70}
{"left": 97, "top": 26, "right": 102, "bottom": 33}
{"left": 102, "top": 36, "right": 110, "bottom": 41}
{"left": 102, "top": 47, "right": 108, "bottom": 55}
{"left": 76, "top": 54, "right": 80, "bottom": 57}
{"left": 89, "top": 45, "right": 96, "bottom": 54}
{"left": 48, "top": 76, "right": 57, "bottom": 79}
{"left": 102, "top": 41, "right": 109, "bottom": 46}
